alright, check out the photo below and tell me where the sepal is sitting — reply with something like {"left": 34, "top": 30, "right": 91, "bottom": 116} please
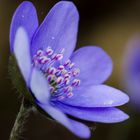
{"left": 8, "top": 55, "right": 34, "bottom": 103}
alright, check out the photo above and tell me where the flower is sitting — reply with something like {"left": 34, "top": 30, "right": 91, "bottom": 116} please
{"left": 123, "top": 36, "right": 140, "bottom": 110}
{"left": 10, "top": 1, "right": 129, "bottom": 138}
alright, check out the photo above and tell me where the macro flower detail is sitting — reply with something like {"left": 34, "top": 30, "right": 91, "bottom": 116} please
{"left": 10, "top": 1, "right": 129, "bottom": 138}
{"left": 32, "top": 47, "right": 81, "bottom": 100}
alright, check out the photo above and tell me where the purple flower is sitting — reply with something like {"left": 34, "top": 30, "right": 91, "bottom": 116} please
{"left": 10, "top": 1, "right": 129, "bottom": 138}
{"left": 123, "top": 36, "right": 140, "bottom": 110}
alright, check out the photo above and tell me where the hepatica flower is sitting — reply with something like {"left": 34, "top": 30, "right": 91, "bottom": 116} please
{"left": 123, "top": 36, "right": 140, "bottom": 110}
{"left": 10, "top": 1, "right": 129, "bottom": 138}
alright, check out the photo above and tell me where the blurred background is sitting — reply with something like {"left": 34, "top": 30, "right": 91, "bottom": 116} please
{"left": 0, "top": 0, "right": 140, "bottom": 139}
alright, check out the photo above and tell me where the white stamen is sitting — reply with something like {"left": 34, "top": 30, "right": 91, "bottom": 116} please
{"left": 39, "top": 56, "right": 50, "bottom": 64}
{"left": 64, "top": 86, "right": 73, "bottom": 93}
{"left": 50, "top": 86, "right": 55, "bottom": 93}
{"left": 64, "top": 78, "right": 70, "bottom": 85}
{"left": 32, "top": 47, "right": 81, "bottom": 100}
{"left": 47, "top": 67, "right": 56, "bottom": 75}
{"left": 47, "top": 75, "right": 55, "bottom": 82}
{"left": 67, "top": 92, "right": 73, "bottom": 98}
{"left": 54, "top": 53, "right": 63, "bottom": 60}
{"left": 72, "top": 79, "right": 81, "bottom": 86}
{"left": 72, "top": 68, "right": 80, "bottom": 77}
{"left": 56, "top": 77, "right": 64, "bottom": 85}
{"left": 58, "top": 65, "right": 65, "bottom": 70}
{"left": 37, "top": 50, "right": 44, "bottom": 56}
{"left": 69, "top": 63, "right": 75, "bottom": 69}
{"left": 64, "top": 60, "right": 71, "bottom": 67}
{"left": 64, "top": 73, "right": 71, "bottom": 79}
{"left": 46, "top": 47, "right": 53, "bottom": 55}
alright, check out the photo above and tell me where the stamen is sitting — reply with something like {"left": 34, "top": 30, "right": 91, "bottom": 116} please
{"left": 64, "top": 60, "right": 71, "bottom": 67}
{"left": 47, "top": 67, "right": 56, "bottom": 75}
{"left": 64, "top": 86, "right": 73, "bottom": 93}
{"left": 61, "top": 69, "right": 67, "bottom": 75}
{"left": 67, "top": 92, "right": 74, "bottom": 98}
{"left": 54, "top": 53, "right": 63, "bottom": 60}
{"left": 46, "top": 47, "right": 53, "bottom": 55}
{"left": 47, "top": 75, "right": 55, "bottom": 83}
{"left": 56, "top": 77, "right": 64, "bottom": 85}
{"left": 50, "top": 86, "right": 55, "bottom": 93}
{"left": 39, "top": 56, "right": 50, "bottom": 64}
{"left": 69, "top": 63, "right": 75, "bottom": 69}
{"left": 37, "top": 50, "right": 44, "bottom": 56}
{"left": 64, "top": 73, "right": 71, "bottom": 79}
{"left": 32, "top": 47, "right": 81, "bottom": 100}
{"left": 55, "top": 70, "right": 62, "bottom": 77}
{"left": 72, "top": 68, "right": 80, "bottom": 77}
{"left": 58, "top": 65, "right": 65, "bottom": 70}
{"left": 72, "top": 79, "right": 81, "bottom": 87}
{"left": 64, "top": 78, "right": 70, "bottom": 85}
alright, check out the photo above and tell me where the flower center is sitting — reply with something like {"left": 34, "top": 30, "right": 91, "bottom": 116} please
{"left": 32, "top": 47, "right": 81, "bottom": 101}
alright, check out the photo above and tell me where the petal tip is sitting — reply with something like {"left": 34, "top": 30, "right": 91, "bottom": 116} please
{"left": 10, "top": 0, "right": 38, "bottom": 53}
{"left": 55, "top": 1, "right": 79, "bottom": 18}
{"left": 125, "top": 94, "right": 130, "bottom": 103}
{"left": 119, "top": 91, "right": 130, "bottom": 106}
{"left": 19, "top": 1, "right": 34, "bottom": 7}
{"left": 115, "top": 112, "right": 129, "bottom": 123}
{"left": 109, "top": 109, "right": 129, "bottom": 123}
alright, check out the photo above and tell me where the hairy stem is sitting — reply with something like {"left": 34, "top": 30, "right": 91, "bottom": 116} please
{"left": 9, "top": 98, "right": 31, "bottom": 140}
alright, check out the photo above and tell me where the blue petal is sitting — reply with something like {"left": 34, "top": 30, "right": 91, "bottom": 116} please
{"left": 30, "top": 68, "right": 90, "bottom": 138}
{"left": 10, "top": 1, "right": 38, "bottom": 53}
{"left": 124, "top": 37, "right": 140, "bottom": 108}
{"left": 55, "top": 102, "right": 129, "bottom": 123}
{"left": 31, "top": 1, "right": 79, "bottom": 62}
{"left": 60, "top": 85, "right": 129, "bottom": 107}
{"left": 30, "top": 68, "right": 50, "bottom": 104}
{"left": 124, "top": 37, "right": 140, "bottom": 81}
{"left": 14, "top": 27, "right": 31, "bottom": 84}
{"left": 71, "top": 46, "right": 113, "bottom": 85}
{"left": 38, "top": 103, "right": 90, "bottom": 139}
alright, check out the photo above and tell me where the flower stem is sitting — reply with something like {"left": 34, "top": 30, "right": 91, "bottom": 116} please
{"left": 9, "top": 98, "right": 32, "bottom": 140}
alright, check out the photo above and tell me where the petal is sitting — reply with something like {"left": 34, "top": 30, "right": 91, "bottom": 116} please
{"left": 31, "top": 1, "right": 79, "bottom": 62}
{"left": 71, "top": 46, "right": 113, "bottom": 85}
{"left": 10, "top": 1, "right": 38, "bottom": 53}
{"left": 38, "top": 103, "right": 90, "bottom": 139}
{"left": 60, "top": 85, "right": 129, "bottom": 107}
{"left": 30, "top": 68, "right": 50, "bottom": 104}
{"left": 124, "top": 36, "right": 140, "bottom": 82}
{"left": 55, "top": 102, "right": 129, "bottom": 123}
{"left": 30, "top": 68, "right": 90, "bottom": 138}
{"left": 123, "top": 36, "right": 140, "bottom": 107}
{"left": 14, "top": 27, "right": 31, "bottom": 84}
